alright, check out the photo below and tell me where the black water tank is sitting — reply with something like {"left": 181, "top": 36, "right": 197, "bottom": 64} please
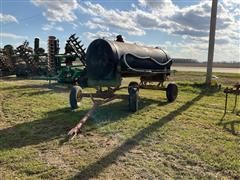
{"left": 86, "top": 39, "right": 172, "bottom": 80}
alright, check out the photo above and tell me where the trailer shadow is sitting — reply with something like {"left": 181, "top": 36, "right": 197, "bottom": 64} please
{"left": 72, "top": 92, "right": 206, "bottom": 179}
{"left": 218, "top": 119, "right": 240, "bottom": 135}
{"left": 0, "top": 97, "right": 164, "bottom": 151}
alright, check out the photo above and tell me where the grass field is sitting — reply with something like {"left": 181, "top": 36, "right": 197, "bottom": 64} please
{"left": 0, "top": 71, "right": 239, "bottom": 179}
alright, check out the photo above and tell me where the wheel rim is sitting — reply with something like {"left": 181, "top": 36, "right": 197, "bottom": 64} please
{"left": 76, "top": 89, "right": 83, "bottom": 105}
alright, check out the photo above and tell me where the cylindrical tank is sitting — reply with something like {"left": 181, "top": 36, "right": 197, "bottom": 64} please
{"left": 86, "top": 39, "right": 172, "bottom": 87}
{"left": 34, "top": 38, "right": 39, "bottom": 53}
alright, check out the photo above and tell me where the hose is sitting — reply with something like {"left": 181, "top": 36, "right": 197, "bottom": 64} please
{"left": 122, "top": 53, "right": 172, "bottom": 73}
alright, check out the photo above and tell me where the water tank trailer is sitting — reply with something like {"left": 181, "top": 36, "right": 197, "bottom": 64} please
{"left": 70, "top": 39, "right": 178, "bottom": 112}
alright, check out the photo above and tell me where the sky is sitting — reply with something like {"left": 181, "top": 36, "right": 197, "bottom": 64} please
{"left": 0, "top": 0, "right": 239, "bottom": 62}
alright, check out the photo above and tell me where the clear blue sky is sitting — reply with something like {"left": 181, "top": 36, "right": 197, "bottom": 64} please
{"left": 1, "top": 0, "right": 239, "bottom": 62}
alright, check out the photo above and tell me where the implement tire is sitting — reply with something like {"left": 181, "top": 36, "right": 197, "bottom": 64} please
{"left": 128, "top": 82, "right": 139, "bottom": 112}
{"left": 166, "top": 83, "right": 178, "bottom": 102}
{"left": 69, "top": 86, "right": 83, "bottom": 110}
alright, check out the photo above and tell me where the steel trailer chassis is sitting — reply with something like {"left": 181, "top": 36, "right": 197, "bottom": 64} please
{"left": 69, "top": 81, "right": 178, "bottom": 112}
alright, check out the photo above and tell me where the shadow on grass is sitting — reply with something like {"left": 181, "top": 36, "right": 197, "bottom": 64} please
{"left": 0, "top": 82, "right": 71, "bottom": 93}
{"left": 18, "top": 90, "right": 55, "bottom": 97}
{"left": 0, "top": 107, "right": 82, "bottom": 151}
{"left": 0, "top": 97, "right": 164, "bottom": 151}
{"left": 177, "top": 82, "right": 221, "bottom": 95}
{"left": 72, "top": 92, "right": 207, "bottom": 179}
{"left": 218, "top": 118, "right": 240, "bottom": 135}
{"left": 0, "top": 76, "right": 26, "bottom": 81}
{"left": 0, "top": 81, "right": 73, "bottom": 101}
{"left": 177, "top": 82, "right": 207, "bottom": 88}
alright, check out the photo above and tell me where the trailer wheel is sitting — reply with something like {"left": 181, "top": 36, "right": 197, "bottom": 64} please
{"left": 70, "top": 86, "right": 83, "bottom": 110}
{"left": 128, "top": 82, "right": 139, "bottom": 112}
{"left": 166, "top": 83, "right": 178, "bottom": 102}
{"left": 128, "top": 81, "right": 139, "bottom": 94}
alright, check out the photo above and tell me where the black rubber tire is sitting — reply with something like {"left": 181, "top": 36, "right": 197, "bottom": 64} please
{"left": 128, "top": 86, "right": 139, "bottom": 112}
{"left": 69, "top": 86, "right": 83, "bottom": 110}
{"left": 166, "top": 83, "right": 178, "bottom": 102}
{"left": 128, "top": 81, "right": 139, "bottom": 94}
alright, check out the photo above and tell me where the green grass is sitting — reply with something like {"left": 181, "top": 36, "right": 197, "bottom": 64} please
{"left": 0, "top": 71, "right": 239, "bottom": 179}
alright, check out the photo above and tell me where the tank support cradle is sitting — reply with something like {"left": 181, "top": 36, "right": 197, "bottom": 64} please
{"left": 81, "top": 87, "right": 128, "bottom": 100}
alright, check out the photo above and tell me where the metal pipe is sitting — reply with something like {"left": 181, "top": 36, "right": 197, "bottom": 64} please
{"left": 233, "top": 94, "right": 238, "bottom": 113}
{"left": 224, "top": 92, "right": 228, "bottom": 115}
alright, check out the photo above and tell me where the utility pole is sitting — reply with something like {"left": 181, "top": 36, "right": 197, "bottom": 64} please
{"left": 206, "top": 0, "right": 218, "bottom": 85}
